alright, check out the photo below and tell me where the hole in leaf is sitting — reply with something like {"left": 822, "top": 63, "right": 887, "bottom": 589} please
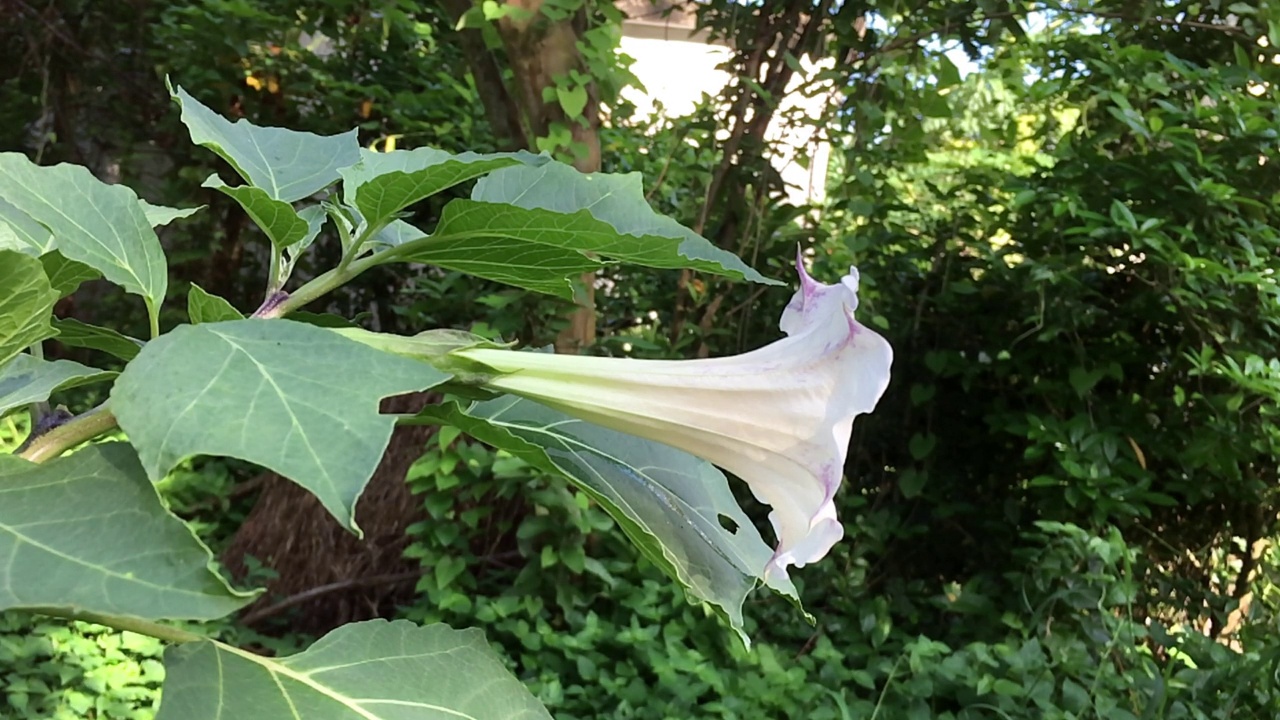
{"left": 717, "top": 514, "right": 739, "bottom": 534}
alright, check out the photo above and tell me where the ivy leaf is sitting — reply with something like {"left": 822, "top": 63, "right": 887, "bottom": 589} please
{"left": 0, "top": 443, "right": 255, "bottom": 619}
{"left": 0, "top": 153, "right": 168, "bottom": 311}
{"left": 111, "top": 319, "right": 451, "bottom": 533}
{"left": 51, "top": 318, "right": 143, "bottom": 361}
{"left": 203, "top": 174, "right": 311, "bottom": 249}
{"left": 170, "top": 84, "right": 360, "bottom": 202}
{"left": 472, "top": 162, "right": 779, "bottom": 286}
{"left": 138, "top": 200, "right": 203, "bottom": 227}
{"left": 413, "top": 396, "right": 800, "bottom": 644}
{"left": 0, "top": 354, "right": 115, "bottom": 417}
{"left": 0, "top": 250, "right": 58, "bottom": 367}
{"left": 40, "top": 252, "right": 100, "bottom": 298}
{"left": 339, "top": 147, "right": 545, "bottom": 229}
{"left": 157, "top": 620, "right": 551, "bottom": 720}
{"left": 187, "top": 284, "right": 243, "bottom": 323}
{"left": 556, "top": 84, "right": 589, "bottom": 118}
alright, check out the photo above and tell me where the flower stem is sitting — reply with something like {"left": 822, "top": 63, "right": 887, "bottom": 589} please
{"left": 18, "top": 405, "right": 119, "bottom": 464}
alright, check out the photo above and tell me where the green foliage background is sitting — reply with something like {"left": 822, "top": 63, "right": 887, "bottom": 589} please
{"left": 4, "top": 0, "right": 1280, "bottom": 717}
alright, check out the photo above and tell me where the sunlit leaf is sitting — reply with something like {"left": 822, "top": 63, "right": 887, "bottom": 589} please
{"left": 157, "top": 620, "right": 550, "bottom": 720}
{"left": 338, "top": 146, "right": 545, "bottom": 228}
{"left": 111, "top": 319, "right": 451, "bottom": 533}
{"left": 0, "top": 153, "right": 168, "bottom": 310}
{"left": 0, "top": 354, "right": 115, "bottom": 417}
{"left": 170, "top": 84, "right": 360, "bottom": 202}
{"left": 0, "top": 443, "right": 255, "bottom": 619}
{"left": 388, "top": 229, "right": 601, "bottom": 299}
{"left": 413, "top": 396, "right": 800, "bottom": 643}
{"left": 472, "top": 162, "right": 779, "bottom": 286}
{"left": 0, "top": 250, "right": 58, "bottom": 367}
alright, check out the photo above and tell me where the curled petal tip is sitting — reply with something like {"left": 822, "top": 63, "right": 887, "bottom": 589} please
{"left": 459, "top": 261, "right": 893, "bottom": 581}
{"left": 843, "top": 266, "right": 861, "bottom": 291}
{"left": 795, "top": 247, "right": 819, "bottom": 295}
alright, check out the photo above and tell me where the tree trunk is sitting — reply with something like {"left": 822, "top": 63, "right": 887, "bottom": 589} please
{"left": 497, "top": 1, "right": 601, "bottom": 353}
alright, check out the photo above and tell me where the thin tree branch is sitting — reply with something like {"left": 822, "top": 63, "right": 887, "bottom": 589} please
{"left": 237, "top": 551, "right": 524, "bottom": 626}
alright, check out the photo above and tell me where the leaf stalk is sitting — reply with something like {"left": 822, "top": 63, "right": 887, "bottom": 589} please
{"left": 17, "top": 405, "right": 120, "bottom": 464}
{"left": 22, "top": 607, "right": 204, "bottom": 644}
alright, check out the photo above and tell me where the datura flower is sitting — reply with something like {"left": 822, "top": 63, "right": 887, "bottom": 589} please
{"left": 455, "top": 257, "right": 892, "bottom": 580}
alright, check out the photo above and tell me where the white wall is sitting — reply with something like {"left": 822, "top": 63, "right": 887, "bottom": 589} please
{"left": 619, "top": 20, "right": 831, "bottom": 207}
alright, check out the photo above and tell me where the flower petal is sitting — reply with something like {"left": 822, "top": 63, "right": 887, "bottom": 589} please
{"left": 457, "top": 264, "right": 892, "bottom": 581}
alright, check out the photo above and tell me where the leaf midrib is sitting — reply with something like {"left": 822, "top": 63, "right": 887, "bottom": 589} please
{"left": 214, "top": 642, "right": 478, "bottom": 720}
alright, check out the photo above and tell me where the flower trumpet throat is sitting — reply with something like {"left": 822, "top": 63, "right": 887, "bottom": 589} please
{"left": 454, "top": 260, "right": 893, "bottom": 580}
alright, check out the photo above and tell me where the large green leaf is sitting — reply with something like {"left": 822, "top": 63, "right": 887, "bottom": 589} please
{"left": 0, "top": 197, "right": 54, "bottom": 254}
{"left": 171, "top": 85, "right": 359, "bottom": 202}
{"left": 1, "top": 199, "right": 174, "bottom": 298}
{"left": 2, "top": 198, "right": 194, "bottom": 256}
{"left": 50, "top": 318, "right": 143, "bottom": 361}
{"left": 158, "top": 620, "right": 550, "bottom": 720}
{"left": 0, "top": 443, "right": 254, "bottom": 619}
{"left": 0, "top": 154, "right": 168, "bottom": 310}
{"left": 0, "top": 354, "right": 115, "bottom": 417}
{"left": 203, "top": 174, "right": 311, "bottom": 249}
{"left": 0, "top": 251, "right": 58, "bottom": 367}
{"left": 414, "top": 396, "right": 799, "bottom": 642}
{"left": 339, "top": 147, "right": 544, "bottom": 229}
{"left": 471, "top": 162, "right": 780, "bottom": 286}
{"left": 398, "top": 193, "right": 770, "bottom": 297}
{"left": 111, "top": 319, "right": 451, "bottom": 532}
{"left": 391, "top": 231, "right": 601, "bottom": 299}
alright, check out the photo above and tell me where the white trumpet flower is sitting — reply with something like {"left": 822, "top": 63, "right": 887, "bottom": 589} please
{"left": 455, "top": 257, "right": 892, "bottom": 581}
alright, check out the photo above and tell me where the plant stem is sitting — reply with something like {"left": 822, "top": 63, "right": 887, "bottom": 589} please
{"left": 332, "top": 213, "right": 358, "bottom": 270}
{"left": 146, "top": 299, "right": 160, "bottom": 340}
{"left": 267, "top": 245, "right": 283, "bottom": 294}
{"left": 26, "top": 343, "right": 50, "bottom": 426}
{"left": 267, "top": 230, "right": 434, "bottom": 317}
{"left": 251, "top": 290, "right": 290, "bottom": 319}
{"left": 18, "top": 405, "right": 119, "bottom": 464}
{"left": 273, "top": 251, "right": 384, "bottom": 317}
{"left": 23, "top": 607, "right": 204, "bottom": 644}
